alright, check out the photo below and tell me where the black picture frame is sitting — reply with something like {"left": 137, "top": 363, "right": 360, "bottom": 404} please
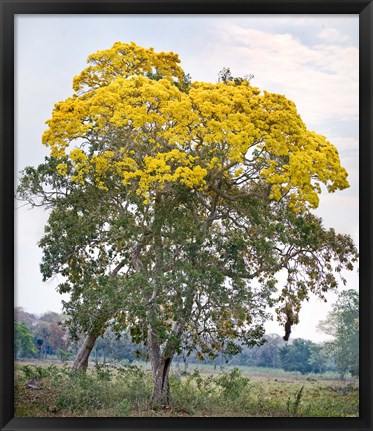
{"left": 1, "top": 0, "right": 372, "bottom": 430}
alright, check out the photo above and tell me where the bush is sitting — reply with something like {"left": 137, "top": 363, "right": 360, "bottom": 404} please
{"left": 169, "top": 368, "right": 254, "bottom": 415}
{"left": 93, "top": 363, "right": 113, "bottom": 381}
{"left": 59, "top": 349, "right": 73, "bottom": 363}
{"left": 19, "top": 364, "right": 70, "bottom": 383}
{"left": 215, "top": 367, "right": 251, "bottom": 400}
{"left": 56, "top": 364, "right": 152, "bottom": 415}
{"left": 116, "top": 365, "right": 152, "bottom": 413}
{"left": 56, "top": 372, "right": 108, "bottom": 412}
{"left": 170, "top": 370, "right": 219, "bottom": 414}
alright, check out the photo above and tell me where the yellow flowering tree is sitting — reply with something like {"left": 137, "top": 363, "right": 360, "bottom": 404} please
{"left": 17, "top": 42, "right": 357, "bottom": 406}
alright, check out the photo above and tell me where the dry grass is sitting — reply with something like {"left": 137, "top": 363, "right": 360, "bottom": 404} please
{"left": 14, "top": 361, "right": 359, "bottom": 418}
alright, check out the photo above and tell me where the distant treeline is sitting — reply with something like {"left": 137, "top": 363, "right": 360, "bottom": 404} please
{"left": 14, "top": 290, "right": 359, "bottom": 380}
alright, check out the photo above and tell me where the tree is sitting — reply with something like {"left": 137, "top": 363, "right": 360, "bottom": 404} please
{"left": 92, "top": 329, "right": 139, "bottom": 363}
{"left": 279, "top": 338, "right": 315, "bottom": 375}
{"left": 15, "top": 307, "right": 37, "bottom": 327}
{"left": 38, "top": 311, "right": 61, "bottom": 323}
{"left": 308, "top": 343, "right": 329, "bottom": 374}
{"left": 32, "top": 312, "right": 70, "bottom": 357}
{"left": 14, "top": 322, "right": 36, "bottom": 359}
{"left": 318, "top": 289, "right": 359, "bottom": 378}
{"left": 49, "top": 320, "right": 70, "bottom": 354}
{"left": 255, "top": 334, "right": 284, "bottom": 368}
{"left": 17, "top": 41, "right": 358, "bottom": 406}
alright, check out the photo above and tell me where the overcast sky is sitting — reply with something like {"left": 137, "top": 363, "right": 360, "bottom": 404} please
{"left": 14, "top": 14, "right": 359, "bottom": 342}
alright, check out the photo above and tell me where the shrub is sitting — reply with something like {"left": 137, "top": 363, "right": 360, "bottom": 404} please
{"left": 56, "top": 372, "right": 110, "bottom": 412}
{"left": 214, "top": 367, "right": 251, "bottom": 400}
{"left": 169, "top": 370, "right": 220, "bottom": 414}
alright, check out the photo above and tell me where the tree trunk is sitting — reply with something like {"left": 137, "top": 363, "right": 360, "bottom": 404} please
{"left": 151, "top": 356, "right": 173, "bottom": 406}
{"left": 72, "top": 334, "right": 98, "bottom": 371}
{"left": 147, "top": 329, "right": 174, "bottom": 406}
{"left": 219, "top": 350, "right": 224, "bottom": 371}
{"left": 183, "top": 352, "right": 189, "bottom": 374}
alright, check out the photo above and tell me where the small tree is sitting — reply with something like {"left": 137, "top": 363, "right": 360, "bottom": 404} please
{"left": 255, "top": 334, "right": 284, "bottom": 368}
{"left": 308, "top": 343, "right": 329, "bottom": 374}
{"left": 14, "top": 322, "right": 36, "bottom": 359}
{"left": 279, "top": 338, "right": 314, "bottom": 375}
{"left": 318, "top": 290, "right": 359, "bottom": 379}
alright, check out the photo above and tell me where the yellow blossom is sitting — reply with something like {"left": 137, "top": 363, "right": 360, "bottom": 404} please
{"left": 42, "top": 41, "right": 350, "bottom": 209}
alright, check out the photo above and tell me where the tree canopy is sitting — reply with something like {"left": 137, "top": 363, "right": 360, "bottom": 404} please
{"left": 17, "top": 41, "right": 358, "bottom": 405}
{"left": 40, "top": 42, "right": 348, "bottom": 212}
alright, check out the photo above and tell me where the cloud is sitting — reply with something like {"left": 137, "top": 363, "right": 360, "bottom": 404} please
{"left": 210, "top": 23, "right": 358, "bottom": 128}
{"left": 315, "top": 193, "right": 359, "bottom": 244}
{"left": 318, "top": 27, "right": 351, "bottom": 44}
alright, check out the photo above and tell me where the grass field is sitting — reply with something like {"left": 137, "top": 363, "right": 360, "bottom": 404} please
{"left": 14, "top": 361, "right": 359, "bottom": 417}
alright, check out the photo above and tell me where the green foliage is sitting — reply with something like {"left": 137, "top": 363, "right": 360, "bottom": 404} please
{"left": 55, "top": 364, "right": 152, "bottom": 415}
{"left": 56, "top": 372, "right": 112, "bottom": 412}
{"left": 214, "top": 367, "right": 251, "bottom": 401}
{"left": 169, "top": 368, "right": 251, "bottom": 414}
{"left": 15, "top": 310, "right": 71, "bottom": 359}
{"left": 318, "top": 290, "right": 359, "bottom": 378}
{"left": 59, "top": 349, "right": 73, "bottom": 363}
{"left": 93, "top": 331, "right": 140, "bottom": 363}
{"left": 279, "top": 339, "right": 315, "bottom": 374}
{"left": 14, "top": 322, "right": 36, "bottom": 358}
{"left": 308, "top": 344, "right": 329, "bottom": 374}
{"left": 19, "top": 363, "right": 70, "bottom": 384}
{"left": 250, "top": 334, "right": 283, "bottom": 368}
{"left": 170, "top": 371, "right": 218, "bottom": 414}
{"left": 93, "top": 363, "right": 113, "bottom": 381}
{"left": 19, "top": 364, "right": 43, "bottom": 380}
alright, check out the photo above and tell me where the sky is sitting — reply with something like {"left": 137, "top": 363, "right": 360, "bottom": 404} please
{"left": 14, "top": 14, "right": 359, "bottom": 342}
